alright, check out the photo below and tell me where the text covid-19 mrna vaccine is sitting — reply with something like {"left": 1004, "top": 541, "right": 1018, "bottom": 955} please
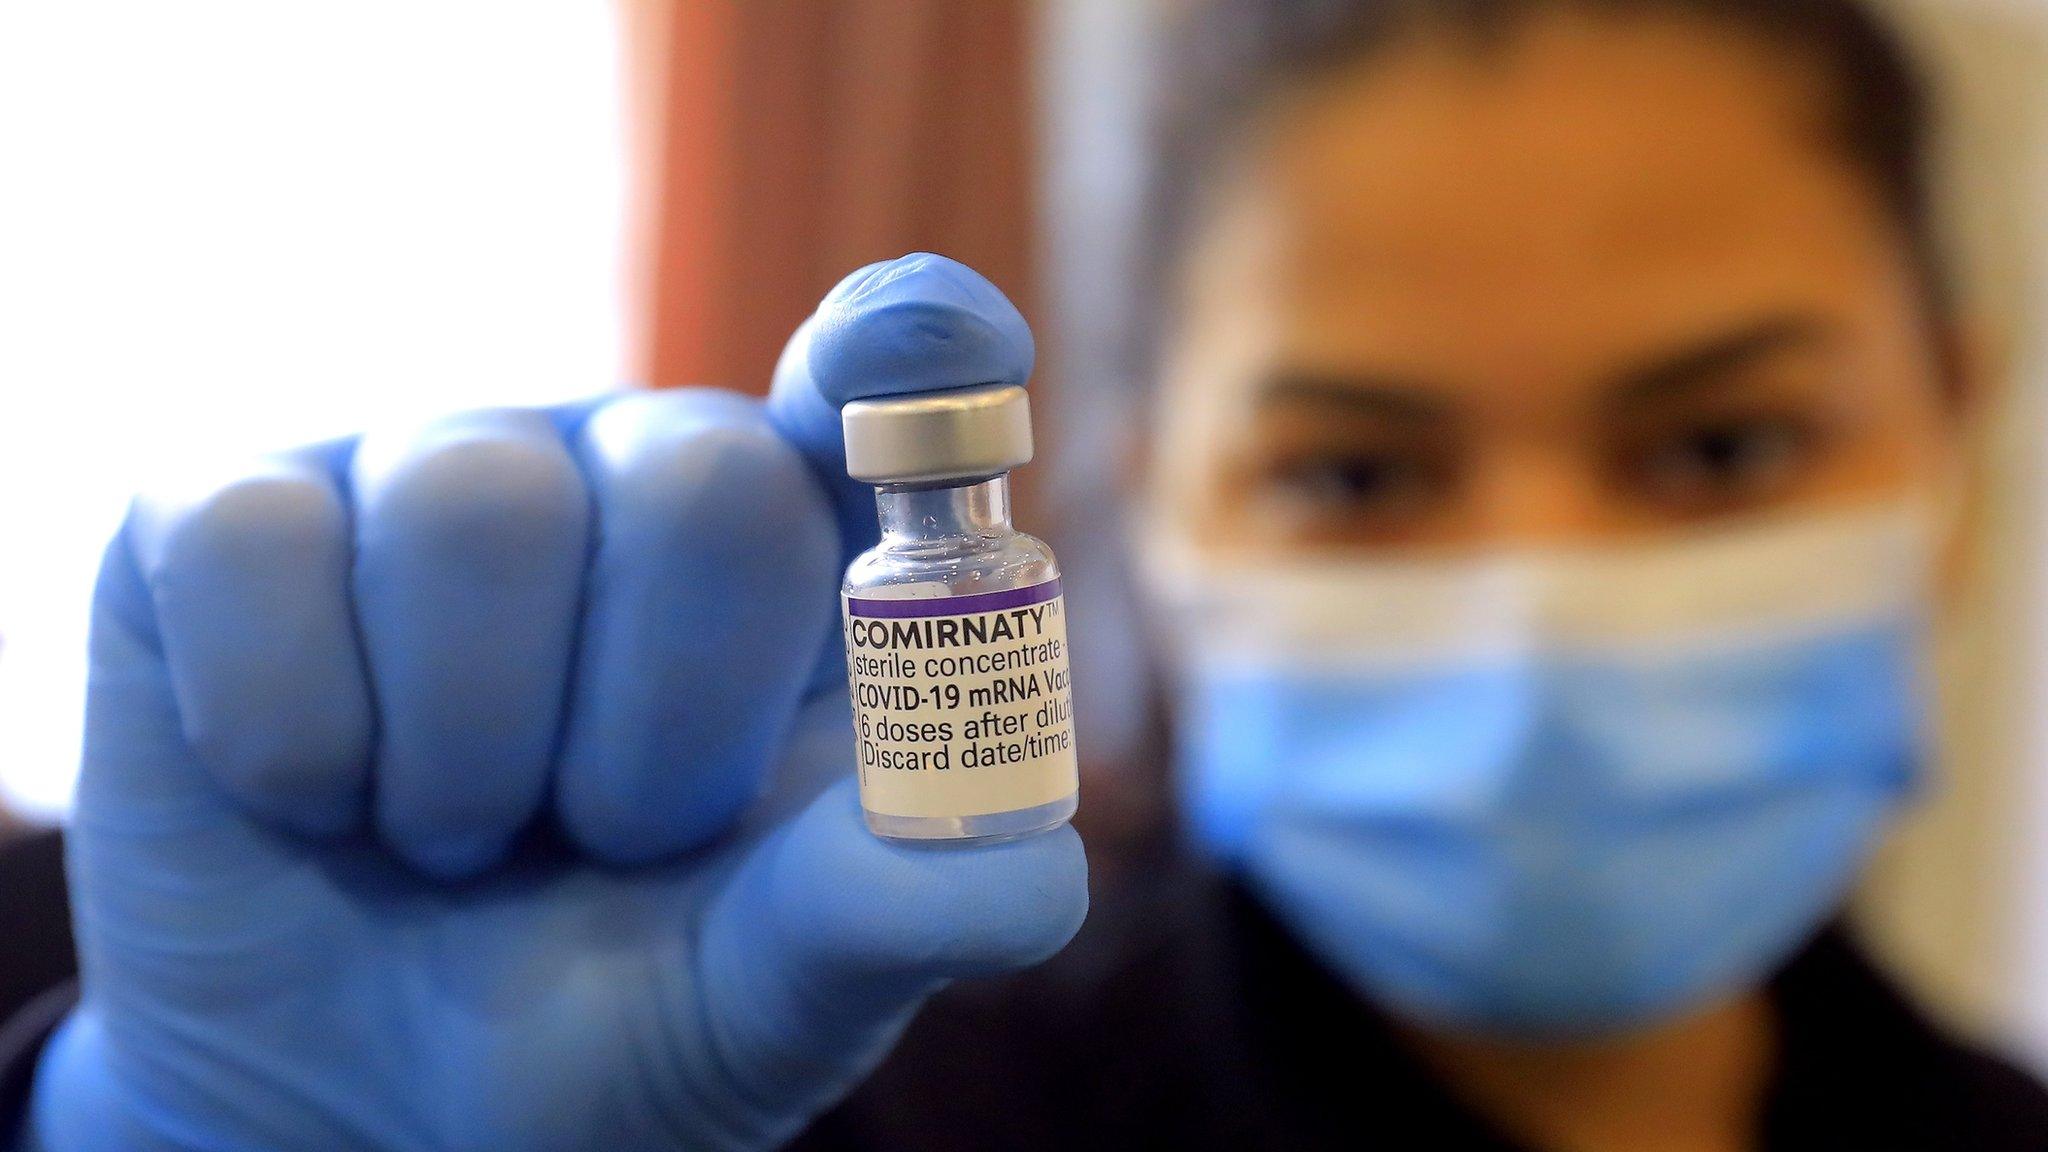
{"left": 839, "top": 384, "right": 1079, "bottom": 843}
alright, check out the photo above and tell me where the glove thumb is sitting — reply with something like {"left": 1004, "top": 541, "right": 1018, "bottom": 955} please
{"left": 676, "top": 776, "right": 1086, "bottom": 1149}
{"left": 765, "top": 252, "right": 1035, "bottom": 566}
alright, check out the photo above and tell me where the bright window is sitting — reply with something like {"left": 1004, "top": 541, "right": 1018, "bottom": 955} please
{"left": 0, "top": 3, "right": 627, "bottom": 817}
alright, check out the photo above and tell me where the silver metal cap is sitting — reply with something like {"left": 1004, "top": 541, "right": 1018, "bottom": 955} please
{"left": 842, "top": 384, "right": 1034, "bottom": 485}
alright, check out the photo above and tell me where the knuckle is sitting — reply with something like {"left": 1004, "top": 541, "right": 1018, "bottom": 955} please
{"left": 366, "top": 426, "right": 587, "bottom": 562}
{"left": 594, "top": 392, "right": 786, "bottom": 481}
{"left": 641, "top": 426, "right": 812, "bottom": 541}
{"left": 668, "top": 451, "right": 824, "bottom": 557}
{"left": 585, "top": 393, "right": 830, "bottom": 560}
{"left": 147, "top": 470, "right": 346, "bottom": 585}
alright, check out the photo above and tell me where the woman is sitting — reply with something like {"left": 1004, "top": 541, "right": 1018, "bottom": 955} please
{"left": 5, "top": 1, "right": 2044, "bottom": 1149}
{"left": 807, "top": 0, "right": 2048, "bottom": 1147}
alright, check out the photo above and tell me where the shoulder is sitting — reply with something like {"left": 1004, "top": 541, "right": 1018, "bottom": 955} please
{"left": 1769, "top": 928, "right": 2048, "bottom": 1149}
{"left": 1861, "top": 1023, "right": 2048, "bottom": 1151}
{"left": 1898, "top": 1018, "right": 2048, "bottom": 1147}
{"left": 1941, "top": 1043, "right": 2048, "bottom": 1141}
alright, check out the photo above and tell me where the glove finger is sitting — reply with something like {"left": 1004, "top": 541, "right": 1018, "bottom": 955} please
{"left": 350, "top": 409, "right": 590, "bottom": 878}
{"left": 555, "top": 390, "right": 839, "bottom": 864}
{"left": 765, "top": 252, "right": 1035, "bottom": 566}
{"left": 675, "top": 776, "right": 1088, "bottom": 1147}
{"left": 126, "top": 444, "right": 373, "bottom": 837}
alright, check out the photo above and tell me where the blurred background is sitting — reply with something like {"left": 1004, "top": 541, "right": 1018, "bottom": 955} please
{"left": 1, "top": 0, "right": 2045, "bottom": 1069}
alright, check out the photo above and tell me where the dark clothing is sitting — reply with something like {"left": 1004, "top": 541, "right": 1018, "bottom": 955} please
{"left": 6, "top": 828, "right": 2048, "bottom": 1150}
{"left": 797, "top": 862, "right": 2048, "bottom": 1151}
{"left": 1, "top": 831, "right": 76, "bottom": 1142}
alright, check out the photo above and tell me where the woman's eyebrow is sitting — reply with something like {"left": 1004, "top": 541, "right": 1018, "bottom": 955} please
{"left": 1256, "top": 372, "right": 1451, "bottom": 424}
{"left": 1605, "top": 316, "right": 1837, "bottom": 408}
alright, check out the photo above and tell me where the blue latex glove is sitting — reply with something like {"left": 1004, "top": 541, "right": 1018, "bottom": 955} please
{"left": 26, "top": 254, "right": 1084, "bottom": 1152}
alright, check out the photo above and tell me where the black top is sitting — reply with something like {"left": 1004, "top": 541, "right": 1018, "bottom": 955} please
{"left": 6, "top": 828, "right": 2047, "bottom": 1150}
{"left": 0, "top": 831, "right": 76, "bottom": 1142}
{"left": 797, "top": 859, "right": 2048, "bottom": 1150}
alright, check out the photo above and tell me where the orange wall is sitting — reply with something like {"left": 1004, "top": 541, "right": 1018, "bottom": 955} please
{"left": 624, "top": 1, "right": 1037, "bottom": 394}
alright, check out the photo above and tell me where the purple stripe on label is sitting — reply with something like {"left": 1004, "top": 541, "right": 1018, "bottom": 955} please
{"left": 847, "top": 578, "right": 1062, "bottom": 619}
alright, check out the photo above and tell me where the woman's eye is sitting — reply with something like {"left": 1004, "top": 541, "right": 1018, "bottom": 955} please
{"left": 1623, "top": 417, "right": 1816, "bottom": 511}
{"left": 1264, "top": 451, "right": 1446, "bottom": 518}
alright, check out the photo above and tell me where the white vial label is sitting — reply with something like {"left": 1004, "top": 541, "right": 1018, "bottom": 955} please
{"left": 843, "top": 578, "right": 1078, "bottom": 819}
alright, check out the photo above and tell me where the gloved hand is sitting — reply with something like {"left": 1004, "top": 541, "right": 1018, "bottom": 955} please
{"left": 26, "top": 254, "right": 1084, "bottom": 1152}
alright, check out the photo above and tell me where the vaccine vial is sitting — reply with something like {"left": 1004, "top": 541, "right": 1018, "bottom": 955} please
{"left": 840, "top": 384, "right": 1079, "bottom": 843}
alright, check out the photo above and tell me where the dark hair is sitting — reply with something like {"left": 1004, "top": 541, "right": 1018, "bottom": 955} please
{"left": 1141, "top": 0, "right": 1950, "bottom": 372}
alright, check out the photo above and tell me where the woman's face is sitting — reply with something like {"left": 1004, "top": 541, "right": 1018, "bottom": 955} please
{"left": 1150, "top": 11, "right": 1960, "bottom": 557}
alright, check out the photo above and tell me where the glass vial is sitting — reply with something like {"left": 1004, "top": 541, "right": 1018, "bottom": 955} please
{"left": 840, "top": 385, "right": 1079, "bottom": 843}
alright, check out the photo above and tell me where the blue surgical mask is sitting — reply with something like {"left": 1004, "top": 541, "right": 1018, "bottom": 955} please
{"left": 1143, "top": 503, "right": 1935, "bottom": 1036}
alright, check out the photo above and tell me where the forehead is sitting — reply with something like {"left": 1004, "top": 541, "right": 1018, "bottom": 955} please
{"left": 1195, "top": 11, "right": 1919, "bottom": 385}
